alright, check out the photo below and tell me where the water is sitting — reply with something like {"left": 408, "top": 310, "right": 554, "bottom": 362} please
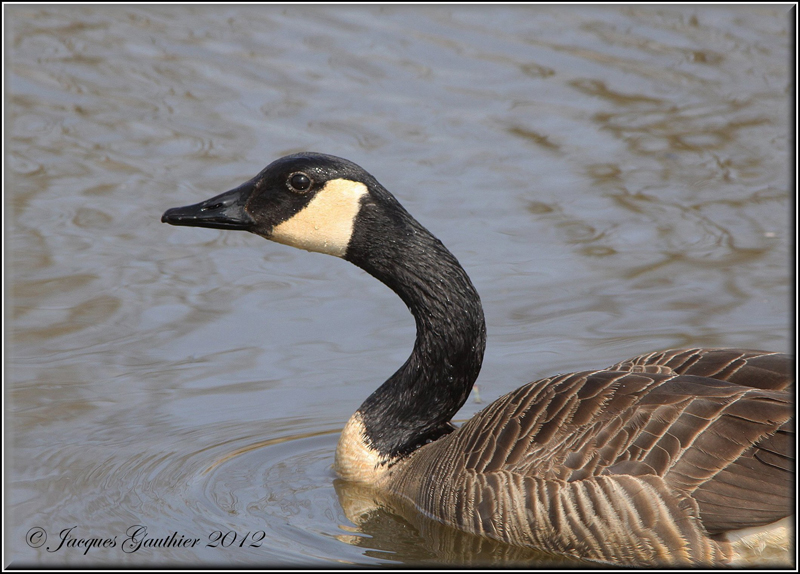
{"left": 6, "top": 5, "right": 792, "bottom": 566}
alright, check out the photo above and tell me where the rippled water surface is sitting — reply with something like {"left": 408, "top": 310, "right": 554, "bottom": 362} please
{"left": 6, "top": 5, "right": 792, "bottom": 566}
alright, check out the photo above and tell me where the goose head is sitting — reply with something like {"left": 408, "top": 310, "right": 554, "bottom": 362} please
{"left": 162, "top": 152, "right": 378, "bottom": 258}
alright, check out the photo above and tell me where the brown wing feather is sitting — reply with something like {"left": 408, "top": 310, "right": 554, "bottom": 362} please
{"left": 610, "top": 348, "right": 793, "bottom": 390}
{"left": 388, "top": 348, "right": 792, "bottom": 562}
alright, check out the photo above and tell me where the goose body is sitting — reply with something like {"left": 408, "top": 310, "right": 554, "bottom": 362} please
{"left": 162, "top": 153, "right": 793, "bottom": 566}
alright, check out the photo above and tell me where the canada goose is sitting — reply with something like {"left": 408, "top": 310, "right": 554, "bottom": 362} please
{"left": 161, "top": 153, "right": 793, "bottom": 566}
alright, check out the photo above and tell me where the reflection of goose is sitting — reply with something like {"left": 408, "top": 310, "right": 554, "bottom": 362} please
{"left": 162, "top": 153, "right": 792, "bottom": 565}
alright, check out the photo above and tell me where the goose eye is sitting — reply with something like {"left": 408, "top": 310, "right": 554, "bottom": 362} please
{"left": 288, "top": 172, "right": 313, "bottom": 193}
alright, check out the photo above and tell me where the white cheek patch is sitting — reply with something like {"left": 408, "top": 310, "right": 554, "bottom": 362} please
{"left": 270, "top": 179, "right": 368, "bottom": 257}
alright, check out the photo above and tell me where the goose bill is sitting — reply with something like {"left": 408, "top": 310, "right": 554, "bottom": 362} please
{"left": 161, "top": 183, "right": 255, "bottom": 230}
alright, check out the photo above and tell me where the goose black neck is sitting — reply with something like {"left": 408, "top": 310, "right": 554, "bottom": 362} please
{"left": 345, "top": 188, "right": 487, "bottom": 459}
